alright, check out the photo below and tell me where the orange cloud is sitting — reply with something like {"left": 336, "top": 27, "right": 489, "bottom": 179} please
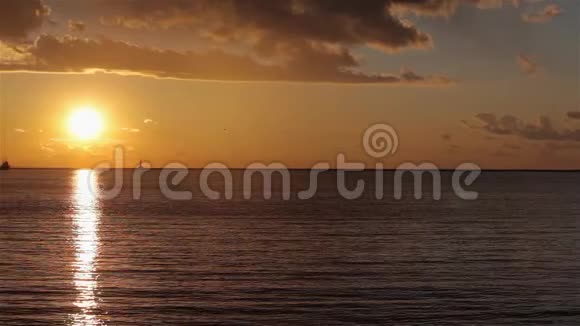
{"left": 475, "top": 113, "right": 580, "bottom": 142}
{"left": 68, "top": 20, "right": 85, "bottom": 33}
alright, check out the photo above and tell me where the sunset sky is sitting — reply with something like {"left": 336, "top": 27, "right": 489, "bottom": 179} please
{"left": 0, "top": 0, "right": 578, "bottom": 169}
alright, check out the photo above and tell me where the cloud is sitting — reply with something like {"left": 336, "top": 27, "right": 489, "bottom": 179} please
{"left": 100, "top": 0, "right": 436, "bottom": 53}
{"left": 42, "top": 137, "right": 127, "bottom": 157}
{"left": 522, "top": 4, "right": 562, "bottom": 23}
{"left": 3, "top": 1, "right": 531, "bottom": 84}
{"left": 0, "top": 0, "right": 50, "bottom": 41}
{"left": 99, "top": 0, "right": 522, "bottom": 53}
{"left": 0, "top": 41, "right": 30, "bottom": 63}
{"left": 40, "top": 143, "right": 56, "bottom": 155}
{"left": 41, "top": 141, "right": 98, "bottom": 157}
{"left": 567, "top": 111, "right": 580, "bottom": 120}
{"left": 474, "top": 113, "right": 580, "bottom": 141}
{"left": 13, "top": 128, "right": 26, "bottom": 133}
{"left": 0, "top": 35, "right": 455, "bottom": 85}
{"left": 143, "top": 118, "right": 159, "bottom": 126}
{"left": 516, "top": 54, "right": 540, "bottom": 75}
{"left": 68, "top": 20, "right": 85, "bottom": 33}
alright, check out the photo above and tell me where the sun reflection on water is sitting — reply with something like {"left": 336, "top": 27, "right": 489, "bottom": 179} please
{"left": 70, "top": 170, "right": 104, "bottom": 325}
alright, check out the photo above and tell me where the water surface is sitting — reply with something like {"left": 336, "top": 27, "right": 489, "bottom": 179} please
{"left": 0, "top": 170, "right": 578, "bottom": 325}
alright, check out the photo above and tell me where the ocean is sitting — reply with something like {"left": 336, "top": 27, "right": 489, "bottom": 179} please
{"left": 0, "top": 169, "right": 578, "bottom": 325}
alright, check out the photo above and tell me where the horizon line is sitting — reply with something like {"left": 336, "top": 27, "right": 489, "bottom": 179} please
{"left": 2, "top": 167, "right": 580, "bottom": 173}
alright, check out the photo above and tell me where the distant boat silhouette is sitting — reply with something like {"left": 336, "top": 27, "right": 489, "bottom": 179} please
{"left": 0, "top": 161, "right": 10, "bottom": 170}
{"left": 0, "top": 81, "right": 8, "bottom": 170}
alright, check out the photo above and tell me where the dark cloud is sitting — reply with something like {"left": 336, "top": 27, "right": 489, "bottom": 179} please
{"left": 0, "top": 35, "right": 454, "bottom": 84}
{"left": 475, "top": 113, "right": 580, "bottom": 142}
{"left": 441, "top": 133, "right": 452, "bottom": 141}
{"left": 100, "top": 0, "right": 436, "bottom": 53}
{"left": 567, "top": 111, "right": 580, "bottom": 120}
{"left": 522, "top": 4, "right": 562, "bottom": 23}
{"left": 68, "top": 20, "right": 85, "bottom": 33}
{"left": 0, "top": 0, "right": 515, "bottom": 84}
{"left": 0, "top": 0, "right": 50, "bottom": 41}
{"left": 99, "top": 0, "right": 521, "bottom": 54}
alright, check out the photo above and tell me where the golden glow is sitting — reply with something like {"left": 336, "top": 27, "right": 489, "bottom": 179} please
{"left": 71, "top": 170, "right": 103, "bottom": 325}
{"left": 68, "top": 108, "right": 104, "bottom": 140}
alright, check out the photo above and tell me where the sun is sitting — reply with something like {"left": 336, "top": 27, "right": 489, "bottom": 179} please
{"left": 68, "top": 107, "right": 104, "bottom": 140}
